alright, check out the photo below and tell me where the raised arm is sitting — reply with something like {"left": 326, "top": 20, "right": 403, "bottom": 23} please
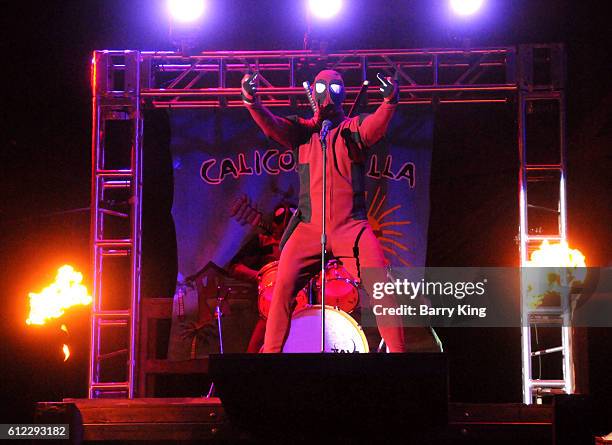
{"left": 359, "top": 74, "right": 399, "bottom": 147}
{"left": 242, "top": 73, "right": 306, "bottom": 148}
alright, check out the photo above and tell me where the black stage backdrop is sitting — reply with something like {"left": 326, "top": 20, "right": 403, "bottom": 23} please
{"left": 428, "top": 102, "right": 521, "bottom": 402}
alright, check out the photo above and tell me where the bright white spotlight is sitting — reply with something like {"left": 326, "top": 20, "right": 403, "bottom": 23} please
{"left": 450, "top": 0, "right": 484, "bottom": 16}
{"left": 309, "top": 0, "right": 343, "bottom": 20}
{"left": 168, "top": 0, "right": 206, "bottom": 23}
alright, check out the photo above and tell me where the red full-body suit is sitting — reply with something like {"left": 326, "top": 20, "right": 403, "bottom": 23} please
{"left": 244, "top": 70, "right": 406, "bottom": 352}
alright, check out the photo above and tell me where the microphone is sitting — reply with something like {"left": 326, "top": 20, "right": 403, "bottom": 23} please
{"left": 320, "top": 120, "right": 332, "bottom": 141}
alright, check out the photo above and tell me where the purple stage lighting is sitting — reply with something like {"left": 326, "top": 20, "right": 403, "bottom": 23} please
{"left": 167, "top": 0, "right": 206, "bottom": 23}
{"left": 308, "top": 0, "right": 342, "bottom": 20}
{"left": 450, "top": 0, "right": 484, "bottom": 16}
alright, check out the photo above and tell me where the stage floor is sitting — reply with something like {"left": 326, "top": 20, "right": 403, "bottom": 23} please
{"left": 35, "top": 397, "right": 553, "bottom": 443}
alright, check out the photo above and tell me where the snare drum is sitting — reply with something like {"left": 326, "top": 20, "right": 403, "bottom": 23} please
{"left": 257, "top": 261, "right": 307, "bottom": 319}
{"left": 282, "top": 305, "right": 369, "bottom": 353}
{"left": 315, "top": 260, "right": 359, "bottom": 313}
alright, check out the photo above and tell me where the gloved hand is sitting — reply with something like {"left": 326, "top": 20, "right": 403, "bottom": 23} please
{"left": 376, "top": 73, "right": 399, "bottom": 104}
{"left": 241, "top": 72, "right": 259, "bottom": 104}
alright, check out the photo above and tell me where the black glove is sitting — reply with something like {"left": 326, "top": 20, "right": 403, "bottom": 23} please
{"left": 241, "top": 72, "right": 258, "bottom": 104}
{"left": 377, "top": 73, "right": 399, "bottom": 104}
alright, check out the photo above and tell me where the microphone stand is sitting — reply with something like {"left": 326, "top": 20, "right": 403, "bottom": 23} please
{"left": 302, "top": 84, "right": 328, "bottom": 353}
{"left": 319, "top": 121, "right": 331, "bottom": 353}
{"left": 206, "top": 285, "right": 229, "bottom": 398}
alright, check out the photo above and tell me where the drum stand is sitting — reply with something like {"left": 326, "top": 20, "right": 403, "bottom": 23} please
{"left": 320, "top": 121, "right": 331, "bottom": 353}
{"left": 206, "top": 285, "right": 228, "bottom": 398}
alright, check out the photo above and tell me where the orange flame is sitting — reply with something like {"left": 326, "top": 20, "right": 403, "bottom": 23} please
{"left": 526, "top": 239, "right": 586, "bottom": 268}
{"left": 62, "top": 344, "right": 70, "bottom": 362}
{"left": 524, "top": 240, "right": 587, "bottom": 308}
{"left": 26, "top": 265, "right": 92, "bottom": 325}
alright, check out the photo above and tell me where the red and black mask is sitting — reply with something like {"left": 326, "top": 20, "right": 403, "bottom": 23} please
{"left": 313, "top": 70, "right": 345, "bottom": 117}
{"left": 272, "top": 204, "right": 297, "bottom": 233}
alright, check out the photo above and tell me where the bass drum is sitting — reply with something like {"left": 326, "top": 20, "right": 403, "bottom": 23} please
{"left": 282, "top": 305, "right": 369, "bottom": 353}
{"left": 257, "top": 261, "right": 307, "bottom": 319}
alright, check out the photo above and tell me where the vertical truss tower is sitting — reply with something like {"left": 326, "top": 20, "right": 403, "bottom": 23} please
{"left": 517, "top": 44, "right": 572, "bottom": 404}
{"left": 90, "top": 51, "right": 143, "bottom": 398}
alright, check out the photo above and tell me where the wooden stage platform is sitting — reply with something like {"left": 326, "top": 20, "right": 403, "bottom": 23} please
{"left": 35, "top": 398, "right": 553, "bottom": 444}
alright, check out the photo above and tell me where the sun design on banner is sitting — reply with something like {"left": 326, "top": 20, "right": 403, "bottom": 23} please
{"left": 366, "top": 187, "right": 412, "bottom": 266}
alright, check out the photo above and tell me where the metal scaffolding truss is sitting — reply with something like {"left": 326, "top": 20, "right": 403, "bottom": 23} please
{"left": 138, "top": 47, "right": 517, "bottom": 107}
{"left": 89, "top": 45, "right": 570, "bottom": 402}
{"left": 90, "top": 50, "right": 143, "bottom": 398}
{"left": 517, "top": 44, "right": 572, "bottom": 404}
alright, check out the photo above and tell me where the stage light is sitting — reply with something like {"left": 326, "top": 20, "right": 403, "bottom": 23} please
{"left": 308, "top": 0, "right": 342, "bottom": 20}
{"left": 450, "top": 0, "right": 484, "bottom": 16}
{"left": 167, "top": 0, "right": 206, "bottom": 23}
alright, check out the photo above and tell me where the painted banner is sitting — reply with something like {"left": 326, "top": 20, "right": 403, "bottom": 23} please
{"left": 167, "top": 106, "right": 433, "bottom": 359}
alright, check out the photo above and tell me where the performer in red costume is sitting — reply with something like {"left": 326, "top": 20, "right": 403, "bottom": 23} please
{"left": 242, "top": 69, "right": 406, "bottom": 352}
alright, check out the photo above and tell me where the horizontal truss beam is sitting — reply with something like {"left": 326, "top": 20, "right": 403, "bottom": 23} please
{"left": 96, "top": 47, "right": 518, "bottom": 108}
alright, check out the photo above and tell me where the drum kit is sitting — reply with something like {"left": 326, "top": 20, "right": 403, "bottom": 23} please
{"left": 256, "top": 259, "right": 369, "bottom": 353}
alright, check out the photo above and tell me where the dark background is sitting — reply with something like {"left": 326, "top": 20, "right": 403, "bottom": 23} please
{"left": 0, "top": 0, "right": 610, "bottom": 423}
